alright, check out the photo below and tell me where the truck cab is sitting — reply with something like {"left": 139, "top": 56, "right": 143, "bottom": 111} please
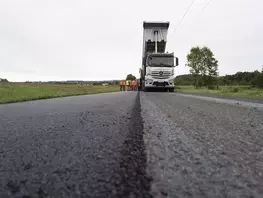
{"left": 143, "top": 52, "right": 178, "bottom": 92}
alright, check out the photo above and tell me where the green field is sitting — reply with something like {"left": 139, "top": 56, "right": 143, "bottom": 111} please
{"left": 0, "top": 83, "right": 120, "bottom": 104}
{"left": 176, "top": 85, "right": 263, "bottom": 100}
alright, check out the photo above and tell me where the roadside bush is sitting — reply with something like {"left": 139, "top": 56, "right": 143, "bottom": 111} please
{"left": 207, "top": 85, "right": 215, "bottom": 90}
{"left": 207, "top": 85, "right": 220, "bottom": 90}
{"left": 251, "top": 73, "right": 263, "bottom": 88}
{"left": 231, "top": 87, "right": 239, "bottom": 93}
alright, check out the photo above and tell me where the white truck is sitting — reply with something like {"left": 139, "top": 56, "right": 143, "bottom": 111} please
{"left": 140, "top": 21, "right": 179, "bottom": 92}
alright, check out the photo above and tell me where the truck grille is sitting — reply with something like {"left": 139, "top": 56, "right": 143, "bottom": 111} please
{"left": 151, "top": 71, "right": 171, "bottom": 79}
{"left": 153, "top": 82, "right": 169, "bottom": 86}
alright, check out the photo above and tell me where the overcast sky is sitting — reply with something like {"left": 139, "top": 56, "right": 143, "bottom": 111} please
{"left": 0, "top": 0, "right": 262, "bottom": 81}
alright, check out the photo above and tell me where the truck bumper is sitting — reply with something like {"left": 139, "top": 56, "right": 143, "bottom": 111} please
{"left": 144, "top": 77, "right": 175, "bottom": 88}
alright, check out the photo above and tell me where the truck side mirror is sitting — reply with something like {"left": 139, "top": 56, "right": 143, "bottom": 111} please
{"left": 175, "top": 57, "right": 179, "bottom": 66}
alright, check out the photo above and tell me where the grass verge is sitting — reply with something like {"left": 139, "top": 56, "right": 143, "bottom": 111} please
{"left": 0, "top": 83, "right": 120, "bottom": 104}
{"left": 176, "top": 85, "right": 263, "bottom": 101}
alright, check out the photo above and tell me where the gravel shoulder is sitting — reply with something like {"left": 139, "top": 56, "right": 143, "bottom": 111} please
{"left": 141, "top": 92, "right": 263, "bottom": 198}
{"left": 175, "top": 91, "right": 263, "bottom": 104}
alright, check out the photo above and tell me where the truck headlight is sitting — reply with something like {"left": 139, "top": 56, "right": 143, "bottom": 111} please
{"left": 147, "top": 79, "right": 153, "bottom": 83}
{"left": 169, "top": 80, "right": 174, "bottom": 84}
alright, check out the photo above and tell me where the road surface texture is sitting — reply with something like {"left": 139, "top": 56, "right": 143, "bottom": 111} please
{"left": 141, "top": 92, "right": 263, "bottom": 198}
{"left": 0, "top": 92, "right": 151, "bottom": 198}
{"left": 0, "top": 91, "right": 262, "bottom": 198}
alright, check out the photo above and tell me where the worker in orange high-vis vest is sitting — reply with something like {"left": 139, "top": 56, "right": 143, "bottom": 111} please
{"left": 131, "top": 80, "right": 136, "bottom": 91}
{"left": 120, "top": 80, "right": 125, "bottom": 91}
{"left": 119, "top": 81, "right": 122, "bottom": 91}
{"left": 131, "top": 80, "right": 134, "bottom": 91}
{"left": 130, "top": 80, "right": 133, "bottom": 91}
{"left": 122, "top": 80, "right": 126, "bottom": 91}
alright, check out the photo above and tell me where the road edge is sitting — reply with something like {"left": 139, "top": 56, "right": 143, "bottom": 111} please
{"left": 175, "top": 91, "right": 263, "bottom": 104}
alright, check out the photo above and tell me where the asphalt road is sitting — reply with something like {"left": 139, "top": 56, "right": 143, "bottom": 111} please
{"left": 1, "top": 91, "right": 263, "bottom": 198}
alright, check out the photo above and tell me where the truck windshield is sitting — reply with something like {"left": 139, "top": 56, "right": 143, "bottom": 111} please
{"left": 147, "top": 56, "right": 174, "bottom": 67}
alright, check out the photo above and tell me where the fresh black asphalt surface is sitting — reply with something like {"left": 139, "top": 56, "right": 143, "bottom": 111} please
{"left": 0, "top": 91, "right": 263, "bottom": 197}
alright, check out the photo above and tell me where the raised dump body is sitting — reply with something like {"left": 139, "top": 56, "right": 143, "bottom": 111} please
{"left": 142, "top": 21, "right": 170, "bottom": 65}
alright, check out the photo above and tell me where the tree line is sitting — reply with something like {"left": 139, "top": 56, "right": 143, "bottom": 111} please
{"left": 181, "top": 46, "right": 263, "bottom": 88}
{"left": 175, "top": 70, "right": 263, "bottom": 88}
{"left": 0, "top": 78, "right": 9, "bottom": 83}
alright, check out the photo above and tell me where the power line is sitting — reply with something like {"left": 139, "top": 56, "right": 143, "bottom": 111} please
{"left": 192, "top": 0, "right": 212, "bottom": 24}
{"left": 170, "top": 0, "right": 196, "bottom": 36}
